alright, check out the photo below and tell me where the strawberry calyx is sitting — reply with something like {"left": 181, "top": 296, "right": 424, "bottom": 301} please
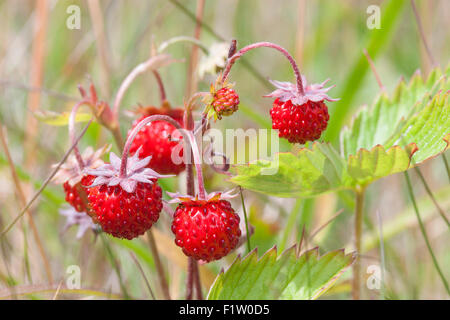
{"left": 264, "top": 77, "right": 338, "bottom": 105}
{"left": 84, "top": 147, "right": 173, "bottom": 193}
{"left": 167, "top": 188, "right": 239, "bottom": 206}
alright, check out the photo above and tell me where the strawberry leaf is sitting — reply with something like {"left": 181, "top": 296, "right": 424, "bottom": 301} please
{"left": 341, "top": 66, "right": 449, "bottom": 160}
{"left": 230, "top": 143, "right": 349, "bottom": 197}
{"left": 207, "top": 246, "right": 355, "bottom": 300}
{"left": 231, "top": 142, "right": 417, "bottom": 196}
{"left": 231, "top": 66, "right": 449, "bottom": 196}
{"left": 385, "top": 92, "right": 450, "bottom": 164}
{"left": 347, "top": 143, "right": 417, "bottom": 186}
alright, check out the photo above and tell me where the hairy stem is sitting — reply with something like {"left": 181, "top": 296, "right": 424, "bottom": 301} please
{"left": 183, "top": 105, "right": 203, "bottom": 299}
{"left": 147, "top": 230, "right": 171, "bottom": 299}
{"left": 352, "top": 187, "right": 365, "bottom": 300}
{"left": 152, "top": 70, "right": 167, "bottom": 103}
{"left": 119, "top": 115, "right": 186, "bottom": 178}
{"left": 222, "top": 41, "right": 304, "bottom": 95}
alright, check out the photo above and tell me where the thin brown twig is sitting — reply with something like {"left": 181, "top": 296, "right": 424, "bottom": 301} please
{"left": 0, "top": 119, "right": 93, "bottom": 238}
{"left": 0, "top": 125, "right": 54, "bottom": 284}
{"left": 309, "top": 209, "right": 344, "bottom": 240}
{"left": 363, "top": 49, "right": 385, "bottom": 91}
{"left": 410, "top": 0, "right": 437, "bottom": 67}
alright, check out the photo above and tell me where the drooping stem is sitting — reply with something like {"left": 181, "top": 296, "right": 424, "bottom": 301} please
{"left": 152, "top": 70, "right": 167, "bottom": 103}
{"left": 147, "top": 230, "right": 171, "bottom": 299}
{"left": 112, "top": 55, "right": 172, "bottom": 120}
{"left": 222, "top": 41, "right": 305, "bottom": 95}
{"left": 157, "top": 36, "right": 209, "bottom": 54}
{"left": 352, "top": 186, "right": 366, "bottom": 300}
{"left": 69, "top": 100, "right": 90, "bottom": 170}
{"left": 119, "top": 115, "right": 189, "bottom": 178}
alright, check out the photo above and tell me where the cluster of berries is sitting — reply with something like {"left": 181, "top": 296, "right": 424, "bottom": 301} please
{"left": 54, "top": 96, "right": 242, "bottom": 262}
{"left": 54, "top": 40, "right": 337, "bottom": 264}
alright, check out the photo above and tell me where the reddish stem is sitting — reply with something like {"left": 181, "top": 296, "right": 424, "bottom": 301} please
{"left": 152, "top": 70, "right": 167, "bottom": 103}
{"left": 119, "top": 114, "right": 206, "bottom": 201}
{"left": 69, "top": 100, "right": 90, "bottom": 170}
{"left": 222, "top": 41, "right": 305, "bottom": 95}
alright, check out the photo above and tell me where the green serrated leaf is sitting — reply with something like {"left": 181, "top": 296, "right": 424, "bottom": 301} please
{"left": 341, "top": 66, "right": 449, "bottom": 159}
{"left": 347, "top": 144, "right": 417, "bottom": 186}
{"left": 35, "top": 110, "right": 92, "bottom": 126}
{"left": 231, "top": 142, "right": 417, "bottom": 196}
{"left": 230, "top": 143, "right": 350, "bottom": 198}
{"left": 386, "top": 92, "right": 450, "bottom": 164}
{"left": 207, "top": 246, "right": 355, "bottom": 300}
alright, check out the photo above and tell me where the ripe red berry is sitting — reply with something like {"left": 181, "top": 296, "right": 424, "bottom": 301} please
{"left": 128, "top": 106, "right": 184, "bottom": 175}
{"left": 211, "top": 87, "right": 240, "bottom": 119}
{"left": 83, "top": 151, "right": 169, "bottom": 240}
{"left": 63, "top": 181, "right": 89, "bottom": 213}
{"left": 270, "top": 98, "right": 329, "bottom": 144}
{"left": 83, "top": 177, "right": 162, "bottom": 240}
{"left": 265, "top": 78, "right": 337, "bottom": 144}
{"left": 53, "top": 146, "right": 108, "bottom": 216}
{"left": 171, "top": 198, "right": 241, "bottom": 262}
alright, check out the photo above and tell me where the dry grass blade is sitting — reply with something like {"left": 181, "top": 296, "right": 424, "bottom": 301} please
{"left": 146, "top": 230, "right": 171, "bottom": 300}
{"left": 309, "top": 209, "right": 344, "bottom": 241}
{"left": 0, "top": 125, "right": 54, "bottom": 283}
{"left": 24, "top": 0, "right": 48, "bottom": 169}
{"left": 129, "top": 252, "right": 155, "bottom": 300}
{"left": 0, "top": 119, "right": 93, "bottom": 238}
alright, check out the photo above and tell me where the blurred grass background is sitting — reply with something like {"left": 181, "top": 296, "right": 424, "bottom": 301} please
{"left": 0, "top": 0, "right": 449, "bottom": 299}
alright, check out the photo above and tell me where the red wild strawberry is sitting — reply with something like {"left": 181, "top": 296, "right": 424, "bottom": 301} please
{"left": 265, "top": 78, "right": 337, "bottom": 144}
{"left": 270, "top": 98, "right": 329, "bottom": 144}
{"left": 128, "top": 104, "right": 184, "bottom": 175}
{"left": 83, "top": 149, "right": 171, "bottom": 240}
{"left": 169, "top": 191, "right": 241, "bottom": 262}
{"left": 52, "top": 146, "right": 108, "bottom": 216}
{"left": 63, "top": 181, "right": 88, "bottom": 213}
